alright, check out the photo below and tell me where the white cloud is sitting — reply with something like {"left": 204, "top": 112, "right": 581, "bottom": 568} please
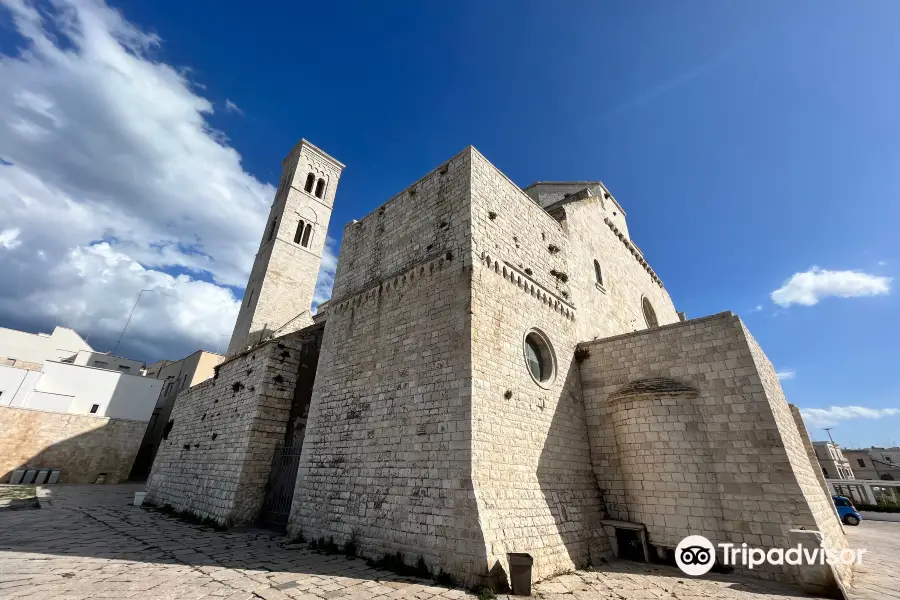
{"left": 776, "top": 369, "right": 795, "bottom": 381}
{"left": 0, "top": 228, "right": 22, "bottom": 249}
{"left": 312, "top": 237, "right": 338, "bottom": 309}
{"left": 771, "top": 266, "right": 891, "bottom": 307}
{"left": 0, "top": 0, "right": 336, "bottom": 361}
{"left": 0, "top": 242, "right": 241, "bottom": 358}
{"left": 224, "top": 99, "right": 243, "bottom": 115}
{"left": 801, "top": 406, "right": 900, "bottom": 429}
{"left": 878, "top": 260, "right": 888, "bottom": 266}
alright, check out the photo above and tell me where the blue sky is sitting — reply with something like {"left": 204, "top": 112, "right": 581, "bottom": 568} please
{"left": 0, "top": 0, "right": 897, "bottom": 446}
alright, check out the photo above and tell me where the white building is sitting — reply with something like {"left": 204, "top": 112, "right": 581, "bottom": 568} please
{"left": 0, "top": 326, "right": 93, "bottom": 367}
{"left": 812, "top": 441, "right": 855, "bottom": 480}
{"left": 0, "top": 325, "right": 161, "bottom": 421}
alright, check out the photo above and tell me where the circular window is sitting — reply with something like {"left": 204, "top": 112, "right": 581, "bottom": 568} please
{"left": 523, "top": 329, "right": 556, "bottom": 387}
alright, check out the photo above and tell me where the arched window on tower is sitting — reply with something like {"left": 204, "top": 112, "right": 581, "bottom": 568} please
{"left": 304, "top": 173, "right": 315, "bottom": 193}
{"left": 593, "top": 260, "right": 604, "bottom": 288}
{"left": 315, "top": 178, "right": 325, "bottom": 198}
{"left": 301, "top": 223, "right": 312, "bottom": 247}
{"left": 294, "top": 220, "right": 306, "bottom": 244}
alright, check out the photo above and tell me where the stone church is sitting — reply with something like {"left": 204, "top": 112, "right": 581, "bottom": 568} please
{"left": 147, "top": 139, "right": 851, "bottom": 596}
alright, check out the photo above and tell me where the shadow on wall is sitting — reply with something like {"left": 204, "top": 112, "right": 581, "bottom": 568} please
{"left": 534, "top": 358, "right": 607, "bottom": 574}
{"left": 0, "top": 415, "right": 147, "bottom": 484}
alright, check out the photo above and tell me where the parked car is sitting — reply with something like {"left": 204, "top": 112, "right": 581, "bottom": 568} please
{"left": 832, "top": 495, "right": 862, "bottom": 526}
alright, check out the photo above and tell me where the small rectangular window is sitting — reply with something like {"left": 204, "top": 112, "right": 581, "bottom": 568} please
{"left": 90, "top": 404, "right": 100, "bottom": 414}
{"left": 117, "top": 365, "right": 130, "bottom": 372}
{"left": 857, "top": 458, "right": 866, "bottom": 467}
{"left": 95, "top": 361, "right": 108, "bottom": 368}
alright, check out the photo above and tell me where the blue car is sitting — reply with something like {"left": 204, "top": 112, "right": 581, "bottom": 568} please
{"left": 833, "top": 495, "right": 862, "bottom": 526}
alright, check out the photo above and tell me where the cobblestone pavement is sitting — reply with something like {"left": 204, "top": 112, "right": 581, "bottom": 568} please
{"left": 0, "top": 484, "right": 893, "bottom": 600}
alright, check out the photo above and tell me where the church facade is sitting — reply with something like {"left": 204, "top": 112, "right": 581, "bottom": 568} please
{"left": 147, "top": 140, "right": 851, "bottom": 596}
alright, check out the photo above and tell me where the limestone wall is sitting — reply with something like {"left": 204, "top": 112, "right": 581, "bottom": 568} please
{"left": 147, "top": 327, "right": 320, "bottom": 525}
{"left": 743, "top": 325, "right": 851, "bottom": 586}
{"left": 790, "top": 404, "right": 835, "bottom": 499}
{"left": 468, "top": 149, "right": 606, "bottom": 582}
{"left": 579, "top": 312, "right": 849, "bottom": 588}
{"left": 0, "top": 405, "right": 146, "bottom": 483}
{"left": 561, "top": 198, "right": 679, "bottom": 342}
{"left": 289, "top": 148, "right": 486, "bottom": 583}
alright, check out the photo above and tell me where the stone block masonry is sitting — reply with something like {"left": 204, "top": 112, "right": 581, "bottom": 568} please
{"left": 469, "top": 150, "right": 610, "bottom": 583}
{"left": 289, "top": 148, "right": 488, "bottom": 585}
{"left": 0, "top": 405, "right": 146, "bottom": 483}
{"left": 151, "top": 139, "right": 851, "bottom": 596}
{"left": 146, "top": 325, "right": 322, "bottom": 526}
{"left": 228, "top": 140, "right": 343, "bottom": 356}
{"left": 578, "top": 312, "right": 850, "bottom": 594}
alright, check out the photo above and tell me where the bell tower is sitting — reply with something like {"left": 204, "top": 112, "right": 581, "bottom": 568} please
{"left": 227, "top": 139, "right": 344, "bottom": 355}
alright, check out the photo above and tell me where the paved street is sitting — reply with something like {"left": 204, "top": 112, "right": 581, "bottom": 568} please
{"left": 844, "top": 519, "right": 900, "bottom": 599}
{"left": 0, "top": 484, "right": 896, "bottom": 600}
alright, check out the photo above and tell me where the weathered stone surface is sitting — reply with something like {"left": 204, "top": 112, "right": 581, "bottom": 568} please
{"left": 578, "top": 312, "right": 849, "bottom": 591}
{"left": 147, "top": 326, "right": 322, "bottom": 525}
{"left": 289, "top": 148, "right": 483, "bottom": 583}
{"left": 0, "top": 405, "right": 146, "bottom": 483}
{"left": 228, "top": 140, "right": 343, "bottom": 356}
{"left": 147, "top": 141, "right": 852, "bottom": 594}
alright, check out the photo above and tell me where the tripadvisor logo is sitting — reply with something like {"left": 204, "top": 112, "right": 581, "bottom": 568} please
{"left": 675, "top": 535, "right": 716, "bottom": 576}
{"left": 675, "top": 534, "right": 866, "bottom": 576}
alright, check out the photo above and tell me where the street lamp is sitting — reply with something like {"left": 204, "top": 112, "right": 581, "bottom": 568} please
{"left": 113, "top": 288, "right": 153, "bottom": 355}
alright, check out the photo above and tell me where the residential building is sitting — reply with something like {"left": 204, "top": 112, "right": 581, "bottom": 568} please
{"left": 844, "top": 447, "right": 900, "bottom": 481}
{"left": 0, "top": 325, "right": 92, "bottom": 370}
{"left": 0, "top": 324, "right": 162, "bottom": 484}
{"left": 812, "top": 441, "right": 855, "bottom": 479}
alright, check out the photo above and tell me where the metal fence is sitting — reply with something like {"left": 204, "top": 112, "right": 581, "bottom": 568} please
{"left": 257, "top": 441, "right": 303, "bottom": 531}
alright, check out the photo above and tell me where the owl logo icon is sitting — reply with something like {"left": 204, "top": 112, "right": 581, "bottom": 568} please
{"left": 675, "top": 535, "right": 716, "bottom": 576}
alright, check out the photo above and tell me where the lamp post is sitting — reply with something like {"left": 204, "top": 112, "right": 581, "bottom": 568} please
{"left": 113, "top": 288, "right": 153, "bottom": 354}
{"left": 824, "top": 428, "right": 836, "bottom": 444}
{"left": 214, "top": 333, "right": 228, "bottom": 355}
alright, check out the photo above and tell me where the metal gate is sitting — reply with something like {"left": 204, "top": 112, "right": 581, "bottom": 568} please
{"left": 257, "top": 441, "right": 303, "bottom": 531}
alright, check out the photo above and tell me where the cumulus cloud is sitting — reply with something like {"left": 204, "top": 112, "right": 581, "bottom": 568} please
{"left": 771, "top": 266, "right": 891, "bottom": 307}
{"left": 776, "top": 369, "right": 795, "bottom": 381}
{"left": 801, "top": 406, "right": 900, "bottom": 429}
{"left": 0, "top": 243, "right": 242, "bottom": 358}
{"left": 0, "top": 0, "right": 337, "bottom": 361}
{"left": 0, "top": 228, "right": 22, "bottom": 249}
